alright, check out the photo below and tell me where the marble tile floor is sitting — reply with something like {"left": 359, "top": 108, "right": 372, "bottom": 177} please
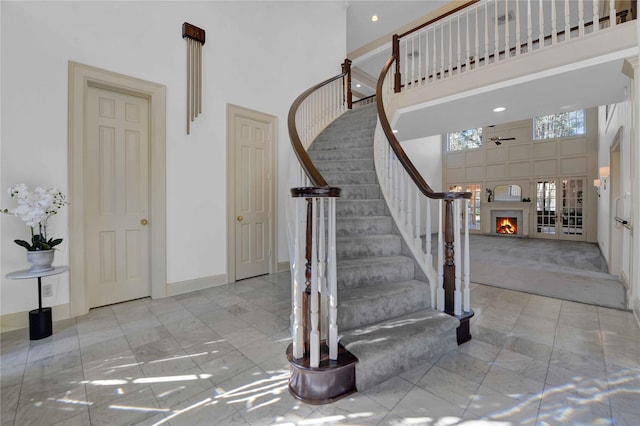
{"left": 1, "top": 272, "right": 639, "bottom": 425}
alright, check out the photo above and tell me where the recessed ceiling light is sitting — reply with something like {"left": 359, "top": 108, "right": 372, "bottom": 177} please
{"left": 392, "top": 129, "right": 398, "bottom": 134}
{"left": 370, "top": 15, "right": 379, "bottom": 22}
{"left": 356, "top": 83, "right": 361, "bottom": 88}
{"left": 493, "top": 106, "right": 506, "bottom": 112}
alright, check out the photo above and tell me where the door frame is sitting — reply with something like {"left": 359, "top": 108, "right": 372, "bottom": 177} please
{"left": 226, "top": 104, "right": 277, "bottom": 282}
{"left": 68, "top": 62, "right": 166, "bottom": 316}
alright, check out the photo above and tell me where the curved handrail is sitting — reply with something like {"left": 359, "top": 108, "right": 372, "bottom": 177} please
{"left": 376, "top": 55, "right": 471, "bottom": 201}
{"left": 288, "top": 70, "right": 349, "bottom": 188}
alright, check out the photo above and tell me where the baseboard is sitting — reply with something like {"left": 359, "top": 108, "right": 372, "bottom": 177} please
{"left": 0, "top": 303, "right": 71, "bottom": 333}
{"left": 166, "top": 274, "right": 228, "bottom": 297}
{"left": 277, "top": 261, "right": 290, "bottom": 273}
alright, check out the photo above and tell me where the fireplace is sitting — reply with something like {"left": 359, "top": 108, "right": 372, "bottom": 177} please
{"left": 489, "top": 208, "right": 526, "bottom": 237}
{"left": 496, "top": 217, "right": 518, "bottom": 234}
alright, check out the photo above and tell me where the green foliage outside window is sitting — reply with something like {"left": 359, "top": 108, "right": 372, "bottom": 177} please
{"left": 447, "top": 128, "right": 483, "bottom": 151}
{"left": 534, "top": 110, "right": 585, "bottom": 140}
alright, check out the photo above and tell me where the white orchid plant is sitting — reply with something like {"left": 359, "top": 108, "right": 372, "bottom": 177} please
{"left": 2, "top": 184, "right": 68, "bottom": 251}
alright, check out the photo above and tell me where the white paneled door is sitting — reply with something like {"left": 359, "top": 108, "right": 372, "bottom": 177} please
{"left": 234, "top": 115, "right": 272, "bottom": 280}
{"left": 85, "top": 86, "right": 151, "bottom": 308}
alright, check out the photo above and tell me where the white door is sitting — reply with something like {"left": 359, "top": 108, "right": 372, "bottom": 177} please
{"left": 85, "top": 86, "right": 151, "bottom": 307}
{"left": 234, "top": 115, "right": 272, "bottom": 280}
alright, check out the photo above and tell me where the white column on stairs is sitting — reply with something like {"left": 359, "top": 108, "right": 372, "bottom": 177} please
{"left": 327, "top": 197, "right": 338, "bottom": 360}
{"left": 437, "top": 199, "right": 445, "bottom": 311}
{"left": 454, "top": 199, "right": 462, "bottom": 316}
{"left": 310, "top": 198, "right": 320, "bottom": 368}
{"left": 292, "top": 199, "right": 305, "bottom": 359}
{"left": 464, "top": 199, "right": 471, "bottom": 312}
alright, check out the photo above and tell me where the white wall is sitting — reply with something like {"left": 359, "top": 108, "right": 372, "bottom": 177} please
{"left": 401, "top": 135, "right": 442, "bottom": 232}
{"left": 1, "top": 1, "right": 346, "bottom": 316}
{"left": 597, "top": 56, "right": 639, "bottom": 315}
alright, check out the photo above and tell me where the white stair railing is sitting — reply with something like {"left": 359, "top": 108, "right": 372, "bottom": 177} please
{"left": 394, "top": 0, "right": 630, "bottom": 92}
{"left": 287, "top": 61, "right": 352, "bottom": 367}
{"left": 374, "top": 61, "right": 472, "bottom": 315}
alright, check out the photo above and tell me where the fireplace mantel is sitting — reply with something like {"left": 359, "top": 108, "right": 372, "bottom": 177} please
{"left": 483, "top": 202, "right": 531, "bottom": 236}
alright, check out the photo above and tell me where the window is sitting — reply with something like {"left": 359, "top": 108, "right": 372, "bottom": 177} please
{"left": 449, "top": 183, "right": 481, "bottom": 230}
{"left": 447, "top": 128, "right": 483, "bottom": 151}
{"left": 533, "top": 110, "right": 585, "bottom": 140}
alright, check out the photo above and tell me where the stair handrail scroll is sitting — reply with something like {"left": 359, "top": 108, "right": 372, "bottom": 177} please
{"left": 287, "top": 60, "right": 352, "bottom": 369}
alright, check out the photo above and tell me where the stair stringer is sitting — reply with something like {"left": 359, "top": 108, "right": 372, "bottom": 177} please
{"left": 372, "top": 120, "right": 440, "bottom": 310}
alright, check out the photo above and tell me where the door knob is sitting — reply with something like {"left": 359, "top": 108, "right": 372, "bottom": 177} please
{"left": 237, "top": 216, "right": 243, "bottom": 222}
{"left": 141, "top": 218, "right": 148, "bottom": 225}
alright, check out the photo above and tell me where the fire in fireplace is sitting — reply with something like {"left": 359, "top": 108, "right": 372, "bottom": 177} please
{"left": 496, "top": 217, "right": 518, "bottom": 234}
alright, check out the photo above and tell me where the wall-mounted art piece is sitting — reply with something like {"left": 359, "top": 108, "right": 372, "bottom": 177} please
{"left": 182, "top": 22, "right": 205, "bottom": 134}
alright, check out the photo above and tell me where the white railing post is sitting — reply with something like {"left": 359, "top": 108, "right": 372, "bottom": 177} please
{"left": 318, "top": 197, "right": 328, "bottom": 342}
{"left": 437, "top": 199, "right": 445, "bottom": 311}
{"left": 565, "top": 0, "right": 571, "bottom": 39}
{"left": 593, "top": 0, "right": 600, "bottom": 32}
{"left": 292, "top": 199, "right": 305, "bottom": 359}
{"left": 328, "top": 197, "right": 338, "bottom": 360}
{"left": 504, "top": 0, "right": 510, "bottom": 57}
{"left": 494, "top": 0, "right": 499, "bottom": 59}
{"left": 515, "top": 0, "right": 521, "bottom": 55}
{"left": 527, "top": 0, "right": 533, "bottom": 52}
{"left": 539, "top": 0, "right": 545, "bottom": 46}
{"left": 310, "top": 199, "right": 320, "bottom": 368}
{"left": 454, "top": 200, "right": 462, "bottom": 316}
{"left": 464, "top": 199, "right": 471, "bottom": 313}
{"left": 552, "top": 0, "right": 558, "bottom": 45}
{"left": 485, "top": 0, "right": 490, "bottom": 64}
{"left": 609, "top": 0, "right": 617, "bottom": 27}
{"left": 578, "top": 0, "right": 585, "bottom": 36}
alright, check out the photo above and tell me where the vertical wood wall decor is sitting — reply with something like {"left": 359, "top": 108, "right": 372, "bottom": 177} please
{"left": 182, "top": 22, "right": 205, "bottom": 134}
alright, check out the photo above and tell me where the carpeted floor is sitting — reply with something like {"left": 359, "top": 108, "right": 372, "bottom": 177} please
{"left": 432, "top": 234, "right": 627, "bottom": 310}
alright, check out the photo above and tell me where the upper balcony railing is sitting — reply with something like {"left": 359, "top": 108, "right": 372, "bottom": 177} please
{"left": 393, "top": 0, "right": 636, "bottom": 93}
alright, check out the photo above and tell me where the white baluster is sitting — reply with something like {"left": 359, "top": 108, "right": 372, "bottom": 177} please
{"left": 418, "top": 31, "right": 423, "bottom": 86}
{"left": 515, "top": 0, "right": 521, "bottom": 55}
{"left": 494, "top": 0, "right": 499, "bottom": 59}
{"left": 440, "top": 23, "right": 445, "bottom": 79}
{"left": 406, "top": 177, "right": 414, "bottom": 236}
{"left": 292, "top": 199, "right": 305, "bottom": 359}
{"left": 310, "top": 198, "right": 320, "bottom": 368}
{"left": 414, "top": 189, "right": 422, "bottom": 253}
{"left": 328, "top": 197, "right": 338, "bottom": 360}
{"left": 539, "top": 0, "right": 545, "bottom": 47}
{"left": 485, "top": 0, "right": 490, "bottom": 64}
{"left": 474, "top": 6, "right": 479, "bottom": 69}
{"left": 465, "top": 9, "right": 470, "bottom": 71}
{"left": 552, "top": 0, "right": 558, "bottom": 45}
{"left": 424, "top": 29, "right": 429, "bottom": 83}
{"left": 433, "top": 26, "right": 437, "bottom": 80}
{"left": 464, "top": 199, "right": 471, "bottom": 312}
{"left": 426, "top": 197, "right": 432, "bottom": 256}
{"left": 454, "top": 200, "right": 462, "bottom": 316}
{"left": 593, "top": 0, "right": 600, "bottom": 32}
{"left": 318, "top": 197, "right": 327, "bottom": 342}
{"left": 457, "top": 14, "right": 462, "bottom": 74}
{"left": 504, "top": 0, "right": 510, "bottom": 57}
{"left": 578, "top": 0, "right": 585, "bottom": 36}
{"left": 527, "top": 0, "right": 533, "bottom": 52}
{"left": 609, "top": 0, "right": 616, "bottom": 27}
{"left": 448, "top": 18, "right": 453, "bottom": 76}
{"left": 411, "top": 36, "right": 416, "bottom": 87}
{"left": 565, "top": 0, "right": 571, "bottom": 40}
{"left": 437, "top": 199, "right": 445, "bottom": 311}
{"left": 403, "top": 39, "right": 408, "bottom": 89}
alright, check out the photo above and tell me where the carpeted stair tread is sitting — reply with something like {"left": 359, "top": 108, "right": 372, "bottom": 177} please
{"left": 308, "top": 147, "right": 373, "bottom": 161}
{"left": 337, "top": 184, "right": 381, "bottom": 199}
{"left": 309, "top": 138, "right": 373, "bottom": 150}
{"left": 336, "top": 199, "right": 386, "bottom": 216}
{"left": 313, "top": 159, "right": 374, "bottom": 172}
{"left": 338, "top": 280, "right": 430, "bottom": 330}
{"left": 336, "top": 256, "right": 415, "bottom": 289}
{"left": 336, "top": 216, "right": 392, "bottom": 236}
{"left": 323, "top": 170, "right": 377, "bottom": 185}
{"left": 340, "top": 308, "right": 459, "bottom": 390}
{"left": 337, "top": 234, "right": 401, "bottom": 259}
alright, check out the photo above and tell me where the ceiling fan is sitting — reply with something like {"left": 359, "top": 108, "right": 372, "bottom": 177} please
{"left": 485, "top": 125, "right": 516, "bottom": 145}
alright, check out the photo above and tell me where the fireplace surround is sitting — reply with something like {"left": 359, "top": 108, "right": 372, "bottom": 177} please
{"left": 484, "top": 202, "right": 530, "bottom": 237}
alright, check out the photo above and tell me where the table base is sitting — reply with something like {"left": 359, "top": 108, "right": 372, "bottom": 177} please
{"left": 29, "top": 308, "right": 52, "bottom": 340}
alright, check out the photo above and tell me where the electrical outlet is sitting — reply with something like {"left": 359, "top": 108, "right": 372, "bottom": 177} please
{"left": 42, "top": 284, "right": 53, "bottom": 298}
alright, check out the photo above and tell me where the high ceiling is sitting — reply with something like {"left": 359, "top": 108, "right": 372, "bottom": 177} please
{"left": 346, "top": 1, "right": 635, "bottom": 140}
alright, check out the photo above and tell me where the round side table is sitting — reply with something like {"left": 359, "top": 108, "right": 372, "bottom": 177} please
{"left": 5, "top": 266, "right": 68, "bottom": 340}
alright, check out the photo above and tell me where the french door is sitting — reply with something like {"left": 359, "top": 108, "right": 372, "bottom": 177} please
{"left": 535, "top": 178, "right": 585, "bottom": 240}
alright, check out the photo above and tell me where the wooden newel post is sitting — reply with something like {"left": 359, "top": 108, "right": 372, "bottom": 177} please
{"left": 443, "top": 199, "right": 456, "bottom": 315}
{"left": 393, "top": 34, "right": 402, "bottom": 93}
{"left": 342, "top": 59, "right": 353, "bottom": 109}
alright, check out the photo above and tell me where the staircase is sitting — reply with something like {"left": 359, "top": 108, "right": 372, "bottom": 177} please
{"left": 307, "top": 104, "right": 459, "bottom": 391}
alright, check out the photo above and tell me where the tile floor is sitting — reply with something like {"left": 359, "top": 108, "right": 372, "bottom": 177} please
{"left": 1, "top": 272, "right": 639, "bottom": 425}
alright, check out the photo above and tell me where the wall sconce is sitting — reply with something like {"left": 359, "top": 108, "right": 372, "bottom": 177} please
{"left": 599, "top": 166, "right": 610, "bottom": 190}
{"left": 593, "top": 178, "right": 601, "bottom": 197}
